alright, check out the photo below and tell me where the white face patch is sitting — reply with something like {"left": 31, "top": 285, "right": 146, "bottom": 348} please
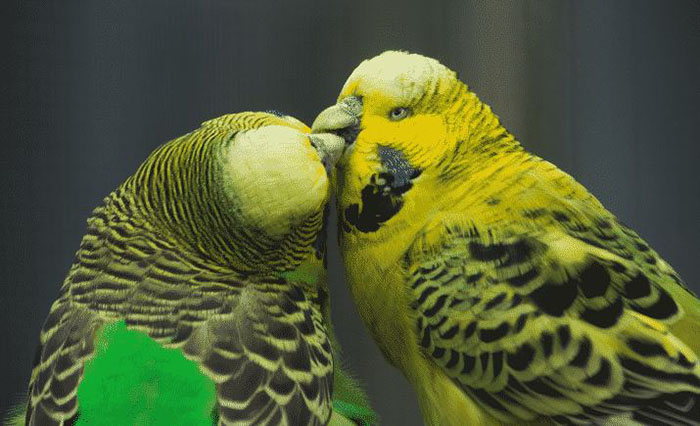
{"left": 221, "top": 125, "right": 329, "bottom": 239}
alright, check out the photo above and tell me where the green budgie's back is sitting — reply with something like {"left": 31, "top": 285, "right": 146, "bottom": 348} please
{"left": 11, "top": 112, "right": 375, "bottom": 426}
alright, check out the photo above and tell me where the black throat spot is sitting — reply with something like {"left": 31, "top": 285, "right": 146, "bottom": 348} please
{"left": 343, "top": 146, "right": 421, "bottom": 233}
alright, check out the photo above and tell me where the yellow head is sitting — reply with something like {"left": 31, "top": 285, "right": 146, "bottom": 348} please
{"left": 312, "top": 51, "right": 516, "bottom": 241}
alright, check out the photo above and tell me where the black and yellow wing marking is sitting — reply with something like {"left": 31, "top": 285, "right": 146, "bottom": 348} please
{"left": 26, "top": 204, "right": 333, "bottom": 426}
{"left": 408, "top": 215, "right": 700, "bottom": 425}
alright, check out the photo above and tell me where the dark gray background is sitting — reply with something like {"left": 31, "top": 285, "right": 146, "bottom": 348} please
{"left": 2, "top": 1, "right": 699, "bottom": 424}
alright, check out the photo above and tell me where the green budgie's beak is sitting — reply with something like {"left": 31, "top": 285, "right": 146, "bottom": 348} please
{"left": 308, "top": 132, "right": 345, "bottom": 175}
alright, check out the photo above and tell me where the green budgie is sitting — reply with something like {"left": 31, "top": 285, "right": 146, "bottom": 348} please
{"left": 9, "top": 111, "right": 375, "bottom": 426}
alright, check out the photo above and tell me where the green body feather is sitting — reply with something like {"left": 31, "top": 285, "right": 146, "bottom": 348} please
{"left": 77, "top": 321, "right": 216, "bottom": 426}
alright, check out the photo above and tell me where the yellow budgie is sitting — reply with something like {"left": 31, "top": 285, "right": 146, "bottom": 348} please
{"left": 312, "top": 51, "right": 700, "bottom": 425}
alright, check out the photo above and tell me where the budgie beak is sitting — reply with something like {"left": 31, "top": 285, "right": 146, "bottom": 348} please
{"left": 308, "top": 133, "right": 345, "bottom": 176}
{"left": 311, "top": 95, "right": 363, "bottom": 145}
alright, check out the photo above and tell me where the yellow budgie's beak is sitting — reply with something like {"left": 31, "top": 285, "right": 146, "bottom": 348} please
{"left": 311, "top": 95, "right": 363, "bottom": 145}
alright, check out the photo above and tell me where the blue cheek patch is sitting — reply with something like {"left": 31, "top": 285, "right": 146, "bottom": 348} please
{"left": 377, "top": 146, "right": 420, "bottom": 189}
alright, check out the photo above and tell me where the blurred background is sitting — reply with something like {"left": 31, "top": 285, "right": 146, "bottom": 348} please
{"left": 2, "top": 1, "right": 699, "bottom": 424}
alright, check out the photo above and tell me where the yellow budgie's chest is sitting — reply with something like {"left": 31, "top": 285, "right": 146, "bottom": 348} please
{"left": 341, "top": 228, "right": 422, "bottom": 371}
{"left": 342, "top": 231, "right": 553, "bottom": 426}
{"left": 337, "top": 169, "right": 485, "bottom": 372}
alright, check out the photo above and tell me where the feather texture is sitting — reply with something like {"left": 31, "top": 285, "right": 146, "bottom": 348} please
{"left": 312, "top": 51, "right": 700, "bottom": 426}
{"left": 23, "top": 112, "right": 371, "bottom": 425}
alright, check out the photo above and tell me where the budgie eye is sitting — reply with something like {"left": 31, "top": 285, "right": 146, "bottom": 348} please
{"left": 389, "top": 107, "right": 410, "bottom": 121}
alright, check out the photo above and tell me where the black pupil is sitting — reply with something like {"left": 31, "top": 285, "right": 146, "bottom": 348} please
{"left": 393, "top": 108, "right": 403, "bottom": 117}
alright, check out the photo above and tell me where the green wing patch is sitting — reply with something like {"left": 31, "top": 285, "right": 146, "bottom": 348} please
{"left": 77, "top": 320, "right": 216, "bottom": 426}
{"left": 332, "top": 400, "right": 376, "bottom": 426}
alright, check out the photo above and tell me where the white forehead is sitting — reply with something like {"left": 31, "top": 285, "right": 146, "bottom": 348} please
{"left": 341, "top": 51, "right": 450, "bottom": 101}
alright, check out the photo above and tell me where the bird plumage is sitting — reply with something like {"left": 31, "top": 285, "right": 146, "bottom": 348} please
{"left": 20, "top": 111, "right": 374, "bottom": 426}
{"left": 312, "top": 51, "right": 700, "bottom": 425}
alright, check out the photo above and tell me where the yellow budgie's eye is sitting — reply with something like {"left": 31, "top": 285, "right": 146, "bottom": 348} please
{"left": 389, "top": 107, "right": 411, "bottom": 121}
